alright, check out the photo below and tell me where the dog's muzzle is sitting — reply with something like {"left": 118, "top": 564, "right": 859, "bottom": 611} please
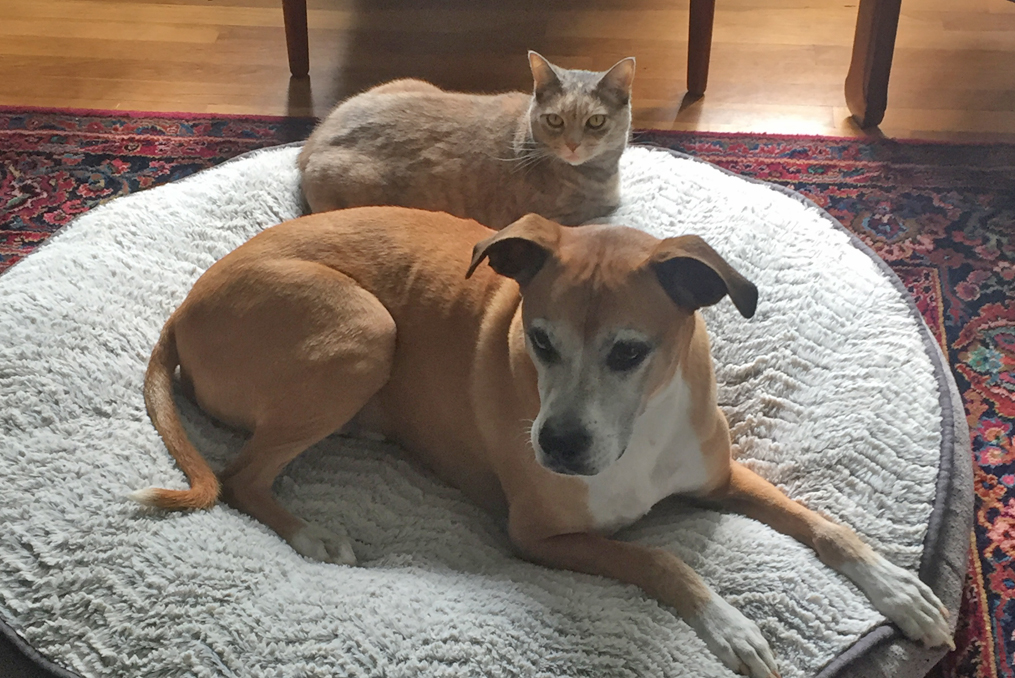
{"left": 538, "top": 417, "right": 597, "bottom": 476}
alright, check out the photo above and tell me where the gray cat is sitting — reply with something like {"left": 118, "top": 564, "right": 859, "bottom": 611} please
{"left": 298, "top": 52, "right": 635, "bottom": 229}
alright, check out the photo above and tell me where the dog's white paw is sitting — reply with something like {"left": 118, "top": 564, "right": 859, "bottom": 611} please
{"left": 839, "top": 555, "right": 953, "bottom": 649}
{"left": 288, "top": 523, "right": 357, "bottom": 566}
{"left": 688, "top": 594, "right": 781, "bottom": 678}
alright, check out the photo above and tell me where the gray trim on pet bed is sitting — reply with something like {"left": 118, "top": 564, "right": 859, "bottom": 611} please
{"left": 0, "top": 142, "right": 972, "bottom": 678}
{"left": 0, "top": 614, "right": 80, "bottom": 678}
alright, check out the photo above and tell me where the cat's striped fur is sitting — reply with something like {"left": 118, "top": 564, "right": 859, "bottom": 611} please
{"left": 299, "top": 52, "right": 635, "bottom": 229}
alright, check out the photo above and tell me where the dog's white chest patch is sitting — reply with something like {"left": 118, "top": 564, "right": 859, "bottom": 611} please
{"left": 582, "top": 374, "right": 710, "bottom": 533}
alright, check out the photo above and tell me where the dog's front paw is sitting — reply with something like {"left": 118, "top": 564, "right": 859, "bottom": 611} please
{"left": 688, "top": 594, "right": 781, "bottom": 678}
{"left": 840, "top": 555, "right": 953, "bottom": 649}
{"left": 288, "top": 523, "right": 357, "bottom": 565}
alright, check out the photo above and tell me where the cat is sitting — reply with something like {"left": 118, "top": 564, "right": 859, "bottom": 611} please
{"left": 298, "top": 52, "right": 635, "bottom": 229}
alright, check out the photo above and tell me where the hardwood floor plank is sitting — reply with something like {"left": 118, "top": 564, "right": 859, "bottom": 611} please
{"left": 0, "top": 18, "right": 220, "bottom": 43}
{"left": 2, "top": 1, "right": 286, "bottom": 26}
{"left": 0, "top": 0, "right": 1012, "bottom": 141}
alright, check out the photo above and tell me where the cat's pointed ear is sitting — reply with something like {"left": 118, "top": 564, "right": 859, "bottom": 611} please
{"left": 466, "top": 213, "right": 560, "bottom": 286}
{"left": 647, "top": 234, "right": 758, "bottom": 318}
{"left": 528, "top": 51, "right": 561, "bottom": 96}
{"left": 597, "top": 57, "right": 636, "bottom": 98}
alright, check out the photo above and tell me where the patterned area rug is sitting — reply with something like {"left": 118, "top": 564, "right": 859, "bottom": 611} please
{"left": 0, "top": 107, "right": 316, "bottom": 272}
{"left": 2, "top": 107, "right": 1014, "bottom": 678}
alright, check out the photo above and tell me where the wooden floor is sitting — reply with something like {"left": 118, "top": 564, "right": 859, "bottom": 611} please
{"left": 1, "top": 0, "right": 1015, "bottom": 141}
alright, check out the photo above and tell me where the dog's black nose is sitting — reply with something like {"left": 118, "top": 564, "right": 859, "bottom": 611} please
{"left": 538, "top": 417, "right": 592, "bottom": 472}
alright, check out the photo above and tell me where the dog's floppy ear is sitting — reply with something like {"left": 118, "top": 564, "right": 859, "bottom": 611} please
{"left": 648, "top": 235, "right": 758, "bottom": 318}
{"left": 466, "top": 213, "right": 560, "bottom": 285}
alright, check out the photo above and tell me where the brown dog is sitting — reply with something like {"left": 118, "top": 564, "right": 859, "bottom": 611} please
{"left": 133, "top": 206, "right": 952, "bottom": 677}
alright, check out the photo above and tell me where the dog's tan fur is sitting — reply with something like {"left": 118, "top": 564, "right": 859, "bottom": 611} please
{"left": 136, "top": 206, "right": 952, "bottom": 677}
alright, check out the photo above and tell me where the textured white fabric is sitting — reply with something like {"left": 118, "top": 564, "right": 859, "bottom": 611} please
{"left": 0, "top": 145, "right": 943, "bottom": 678}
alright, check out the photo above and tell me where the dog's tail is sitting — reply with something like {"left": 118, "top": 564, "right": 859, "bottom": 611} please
{"left": 129, "top": 320, "right": 220, "bottom": 510}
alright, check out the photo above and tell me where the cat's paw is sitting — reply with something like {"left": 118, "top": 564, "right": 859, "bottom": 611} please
{"left": 288, "top": 523, "right": 357, "bottom": 565}
{"left": 840, "top": 555, "right": 953, "bottom": 649}
{"left": 688, "top": 593, "right": 781, "bottom": 678}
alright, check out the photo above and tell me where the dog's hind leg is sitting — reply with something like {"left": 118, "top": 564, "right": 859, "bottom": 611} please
{"left": 220, "top": 430, "right": 358, "bottom": 564}
{"left": 199, "top": 264, "right": 397, "bottom": 565}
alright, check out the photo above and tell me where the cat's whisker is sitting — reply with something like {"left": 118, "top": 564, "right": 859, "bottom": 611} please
{"left": 484, "top": 144, "right": 549, "bottom": 168}
{"left": 511, "top": 148, "right": 554, "bottom": 174}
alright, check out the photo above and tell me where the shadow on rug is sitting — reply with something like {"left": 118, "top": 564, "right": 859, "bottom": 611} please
{"left": 1, "top": 107, "right": 1013, "bottom": 678}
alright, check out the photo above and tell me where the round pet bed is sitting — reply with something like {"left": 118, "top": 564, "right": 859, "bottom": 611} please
{"left": 0, "top": 145, "right": 972, "bottom": 678}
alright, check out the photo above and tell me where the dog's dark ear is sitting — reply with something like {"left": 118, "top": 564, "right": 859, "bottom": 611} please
{"left": 648, "top": 235, "right": 758, "bottom": 318}
{"left": 466, "top": 213, "right": 560, "bottom": 285}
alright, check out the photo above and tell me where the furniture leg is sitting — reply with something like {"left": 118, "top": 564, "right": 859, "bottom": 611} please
{"left": 844, "top": 0, "right": 902, "bottom": 128}
{"left": 686, "top": 0, "right": 716, "bottom": 97}
{"left": 282, "top": 0, "right": 310, "bottom": 78}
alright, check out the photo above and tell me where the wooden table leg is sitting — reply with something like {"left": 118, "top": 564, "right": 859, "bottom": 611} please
{"left": 687, "top": 0, "right": 716, "bottom": 97}
{"left": 844, "top": 0, "right": 902, "bottom": 128}
{"left": 282, "top": 0, "right": 309, "bottom": 77}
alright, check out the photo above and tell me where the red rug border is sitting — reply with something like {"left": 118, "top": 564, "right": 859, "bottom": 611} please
{"left": 0, "top": 104, "right": 318, "bottom": 125}
{"left": 5, "top": 104, "right": 1015, "bottom": 149}
{"left": 637, "top": 127, "right": 1015, "bottom": 149}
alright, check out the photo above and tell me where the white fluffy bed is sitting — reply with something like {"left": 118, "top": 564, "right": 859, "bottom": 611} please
{"left": 0, "top": 145, "right": 970, "bottom": 678}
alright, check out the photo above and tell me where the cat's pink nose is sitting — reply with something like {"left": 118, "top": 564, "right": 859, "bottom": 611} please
{"left": 565, "top": 141, "right": 580, "bottom": 152}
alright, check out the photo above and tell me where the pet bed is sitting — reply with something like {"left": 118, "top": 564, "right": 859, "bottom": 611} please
{"left": 0, "top": 145, "right": 972, "bottom": 678}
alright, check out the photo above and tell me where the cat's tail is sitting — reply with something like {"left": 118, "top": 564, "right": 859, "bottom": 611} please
{"left": 129, "top": 320, "right": 220, "bottom": 510}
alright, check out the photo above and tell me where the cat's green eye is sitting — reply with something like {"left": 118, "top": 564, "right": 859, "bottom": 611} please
{"left": 586, "top": 114, "right": 607, "bottom": 129}
{"left": 544, "top": 113, "right": 565, "bottom": 129}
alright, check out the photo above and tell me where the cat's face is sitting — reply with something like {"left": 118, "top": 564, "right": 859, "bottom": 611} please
{"left": 527, "top": 53, "right": 635, "bottom": 167}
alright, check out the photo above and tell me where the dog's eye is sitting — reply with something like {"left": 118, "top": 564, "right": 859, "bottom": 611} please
{"left": 528, "top": 328, "right": 560, "bottom": 364}
{"left": 544, "top": 113, "right": 565, "bottom": 129}
{"left": 586, "top": 114, "right": 606, "bottom": 129}
{"left": 607, "top": 341, "right": 651, "bottom": 372}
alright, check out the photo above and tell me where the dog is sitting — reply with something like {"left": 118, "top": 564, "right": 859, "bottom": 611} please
{"left": 132, "top": 206, "right": 953, "bottom": 677}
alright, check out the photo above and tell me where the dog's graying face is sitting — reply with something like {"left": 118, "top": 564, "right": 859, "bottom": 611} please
{"left": 523, "top": 304, "right": 670, "bottom": 476}
{"left": 467, "top": 215, "right": 758, "bottom": 477}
